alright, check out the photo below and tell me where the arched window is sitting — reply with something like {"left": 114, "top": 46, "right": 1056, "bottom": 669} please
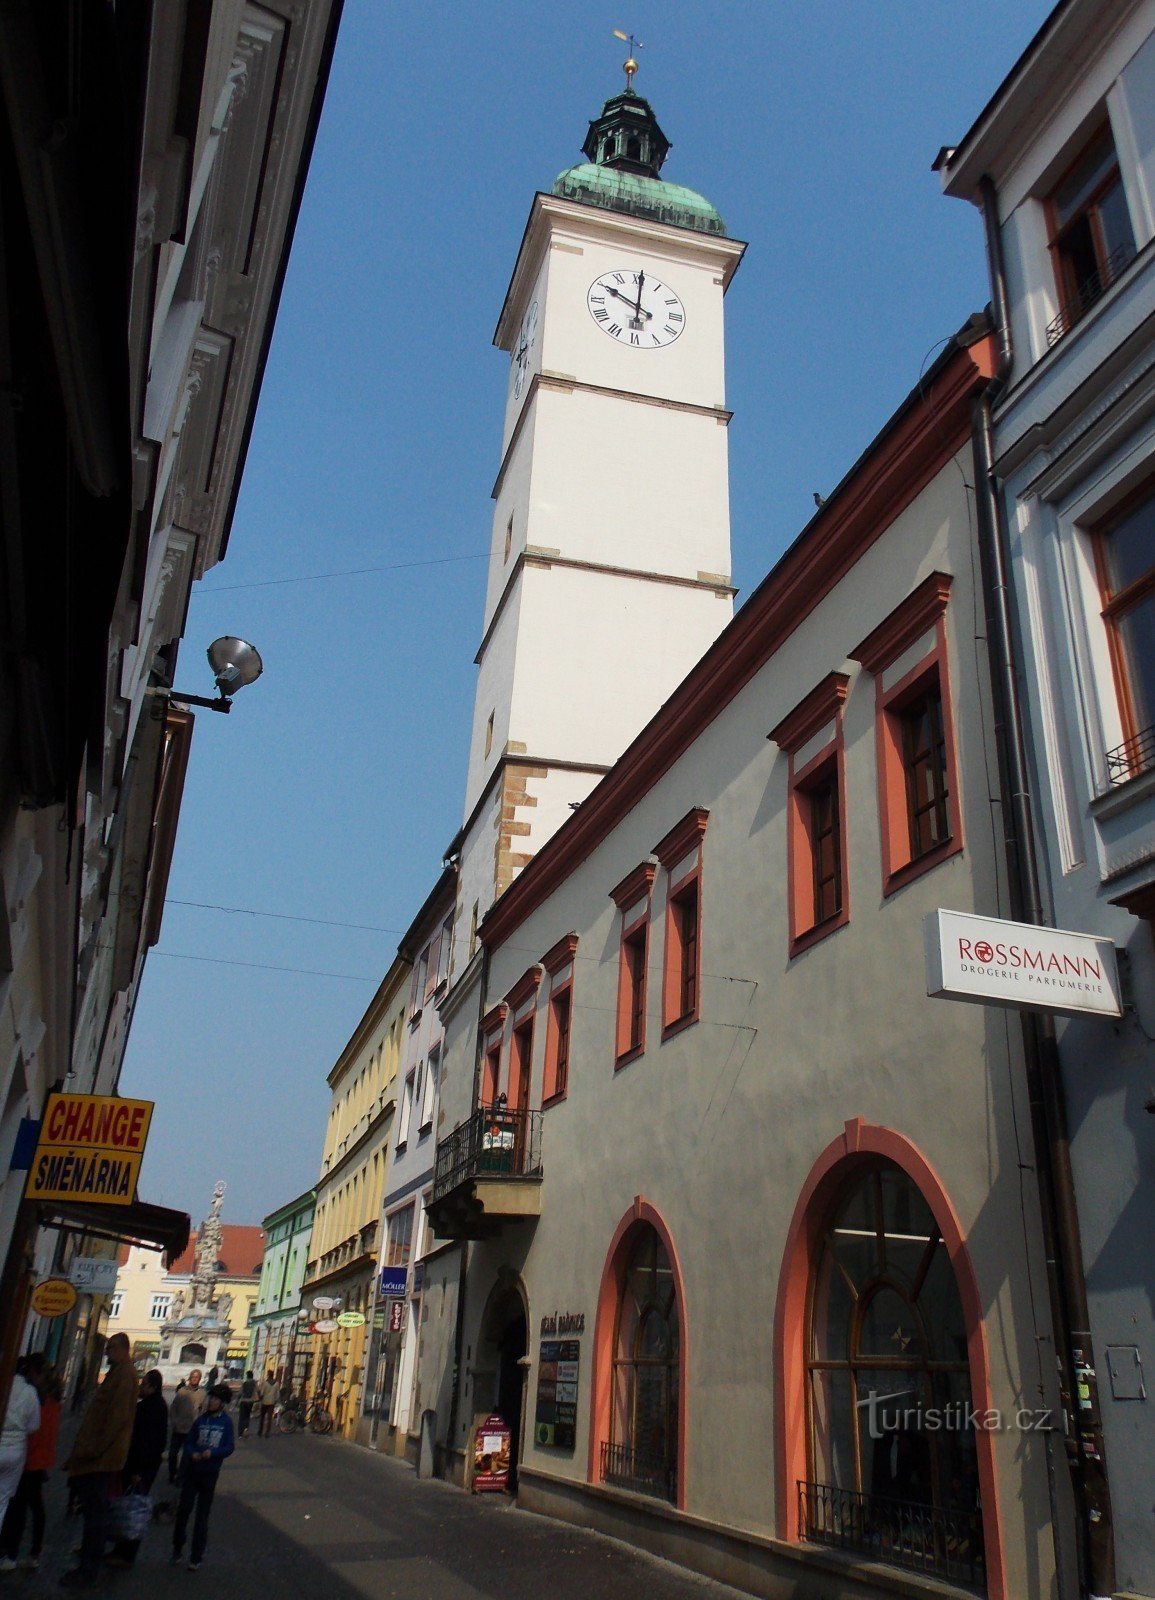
{"left": 602, "top": 135, "right": 617, "bottom": 163}
{"left": 603, "top": 1225, "right": 679, "bottom": 1501}
{"left": 626, "top": 135, "right": 641, "bottom": 162}
{"left": 804, "top": 1162, "right": 984, "bottom": 1587}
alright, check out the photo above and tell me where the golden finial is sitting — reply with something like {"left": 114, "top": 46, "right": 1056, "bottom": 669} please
{"left": 612, "top": 29, "right": 643, "bottom": 91}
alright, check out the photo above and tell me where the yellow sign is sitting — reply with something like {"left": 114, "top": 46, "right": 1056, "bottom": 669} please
{"left": 25, "top": 1093, "right": 153, "bottom": 1206}
{"left": 31, "top": 1277, "right": 78, "bottom": 1318}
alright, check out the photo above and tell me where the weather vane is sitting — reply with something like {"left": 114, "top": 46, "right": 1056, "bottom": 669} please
{"left": 613, "top": 29, "right": 643, "bottom": 91}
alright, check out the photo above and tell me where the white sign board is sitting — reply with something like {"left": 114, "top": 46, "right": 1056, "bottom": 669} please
{"left": 924, "top": 909, "right": 1122, "bottom": 1019}
{"left": 68, "top": 1257, "right": 119, "bottom": 1293}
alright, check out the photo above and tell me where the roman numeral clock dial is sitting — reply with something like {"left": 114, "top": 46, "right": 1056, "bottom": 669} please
{"left": 587, "top": 270, "right": 685, "bottom": 348}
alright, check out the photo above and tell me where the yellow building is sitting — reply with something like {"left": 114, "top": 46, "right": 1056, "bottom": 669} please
{"left": 111, "top": 1220, "right": 264, "bottom": 1383}
{"left": 302, "top": 954, "right": 409, "bottom": 1441}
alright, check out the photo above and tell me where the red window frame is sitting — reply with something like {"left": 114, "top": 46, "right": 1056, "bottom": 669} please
{"left": 479, "top": 1002, "right": 507, "bottom": 1109}
{"left": 851, "top": 572, "right": 962, "bottom": 895}
{"left": 503, "top": 966, "right": 541, "bottom": 1111}
{"left": 1092, "top": 485, "right": 1155, "bottom": 762}
{"left": 654, "top": 809, "right": 709, "bottom": 1039}
{"left": 1045, "top": 122, "right": 1136, "bottom": 335}
{"left": 770, "top": 673, "right": 850, "bottom": 956}
{"left": 609, "top": 863, "right": 656, "bottom": 1067}
{"left": 542, "top": 933, "right": 579, "bottom": 1107}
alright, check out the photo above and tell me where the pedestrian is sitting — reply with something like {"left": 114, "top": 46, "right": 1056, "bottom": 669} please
{"left": 237, "top": 1371, "right": 257, "bottom": 1438}
{"left": 59, "top": 1332, "right": 138, "bottom": 1588}
{"left": 0, "top": 1354, "right": 44, "bottom": 1542}
{"left": 257, "top": 1370, "right": 278, "bottom": 1437}
{"left": 0, "top": 1364, "right": 58, "bottom": 1572}
{"left": 205, "top": 1365, "right": 219, "bottom": 1392}
{"left": 106, "top": 1369, "right": 168, "bottom": 1568}
{"left": 171, "top": 1383, "right": 235, "bottom": 1571}
{"left": 167, "top": 1368, "right": 206, "bottom": 1484}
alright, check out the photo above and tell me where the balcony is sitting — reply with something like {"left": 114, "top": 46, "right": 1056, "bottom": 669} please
{"left": 1045, "top": 239, "right": 1136, "bottom": 347}
{"left": 1107, "top": 724, "right": 1155, "bottom": 786}
{"left": 427, "top": 1104, "right": 543, "bottom": 1240}
{"left": 799, "top": 1479, "right": 984, "bottom": 1589}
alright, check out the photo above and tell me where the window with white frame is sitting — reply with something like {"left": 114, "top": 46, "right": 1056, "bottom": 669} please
{"left": 397, "top": 1069, "right": 416, "bottom": 1148}
{"left": 420, "top": 1047, "right": 439, "bottom": 1133}
{"left": 150, "top": 1293, "right": 172, "bottom": 1321}
{"left": 109, "top": 1292, "right": 123, "bottom": 1318}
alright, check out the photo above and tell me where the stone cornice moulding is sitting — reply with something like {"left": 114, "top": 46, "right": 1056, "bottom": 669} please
{"left": 850, "top": 572, "right": 953, "bottom": 676}
{"left": 609, "top": 861, "right": 657, "bottom": 911}
{"left": 653, "top": 808, "right": 710, "bottom": 869}
{"left": 768, "top": 673, "right": 850, "bottom": 754}
{"left": 541, "top": 932, "right": 580, "bottom": 975}
{"left": 505, "top": 965, "right": 543, "bottom": 1015}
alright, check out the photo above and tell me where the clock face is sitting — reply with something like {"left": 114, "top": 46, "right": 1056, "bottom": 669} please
{"left": 587, "top": 270, "right": 685, "bottom": 348}
{"left": 512, "top": 300, "right": 538, "bottom": 398}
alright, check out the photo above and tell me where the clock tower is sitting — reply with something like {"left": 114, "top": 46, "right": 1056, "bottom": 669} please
{"left": 457, "top": 82, "right": 745, "bottom": 935}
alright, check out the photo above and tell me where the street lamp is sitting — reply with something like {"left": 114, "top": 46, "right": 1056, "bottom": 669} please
{"left": 166, "top": 636, "right": 264, "bottom": 714}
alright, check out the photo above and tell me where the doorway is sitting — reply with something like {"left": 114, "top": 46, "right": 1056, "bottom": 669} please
{"left": 478, "top": 1283, "right": 528, "bottom": 1489}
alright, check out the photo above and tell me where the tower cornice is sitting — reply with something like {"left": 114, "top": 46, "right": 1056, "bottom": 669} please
{"left": 494, "top": 192, "right": 746, "bottom": 352}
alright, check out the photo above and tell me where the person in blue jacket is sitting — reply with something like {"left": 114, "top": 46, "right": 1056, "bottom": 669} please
{"left": 170, "top": 1384, "right": 235, "bottom": 1571}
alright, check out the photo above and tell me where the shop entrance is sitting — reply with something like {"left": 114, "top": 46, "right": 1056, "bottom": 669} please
{"left": 478, "top": 1283, "right": 528, "bottom": 1488}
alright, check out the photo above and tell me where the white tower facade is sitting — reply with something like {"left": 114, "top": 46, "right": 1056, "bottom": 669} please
{"left": 457, "top": 89, "right": 745, "bottom": 938}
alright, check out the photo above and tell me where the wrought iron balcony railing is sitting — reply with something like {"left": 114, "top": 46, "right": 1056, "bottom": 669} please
{"left": 431, "top": 1103, "right": 543, "bottom": 1203}
{"left": 600, "top": 1438, "right": 676, "bottom": 1503}
{"left": 799, "top": 1479, "right": 984, "bottom": 1588}
{"left": 1106, "top": 723, "right": 1155, "bottom": 786}
{"left": 1046, "top": 240, "right": 1136, "bottom": 347}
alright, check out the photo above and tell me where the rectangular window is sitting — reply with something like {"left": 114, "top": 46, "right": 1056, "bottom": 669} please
{"left": 397, "top": 1070, "right": 415, "bottom": 1148}
{"left": 109, "top": 1292, "right": 123, "bottom": 1318}
{"left": 1095, "top": 491, "right": 1155, "bottom": 780}
{"left": 479, "top": 1004, "right": 507, "bottom": 1108}
{"left": 771, "top": 674, "right": 850, "bottom": 955}
{"left": 424, "top": 933, "right": 441, "bottom": 1001}
{"left": 420, "top": 1048, "right": 439, "bottom": 1132}
{"left": 150, "top": 1293, "right": 172, "bottom": 1321}
{"left": 611, "top": 864, "right": 655, "bottom": 1064}
{"left": 384, "top": 1203, "right": 414, "bottom": 1269}
{"left": 851, "top": 573, "right": 961, "bottom": 894}
{"left": 542, "top": 932, "right": 578, "bottom": 1106}
{"left": 901, "top": 685, "right": 949, "bottom": 858}
{"left": 408, "top": 950, "right": 428, "bottom": 1017}
{"left": 508, "top": 1017, "right": 534, "bottom": 1111}
{"left": 655, "top": 809, "right": 708, "bottom": 1037}
{"left": 1046, "top": 123, "right": 1136, "bottom": 344}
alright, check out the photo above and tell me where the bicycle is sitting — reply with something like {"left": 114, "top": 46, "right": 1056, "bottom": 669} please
{"left": 276, "top": 1396, "right": 333, "bottom": 1435}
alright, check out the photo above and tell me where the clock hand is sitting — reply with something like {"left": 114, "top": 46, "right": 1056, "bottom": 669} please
{"left": 602, "top": 283, "right": 652, "bottom": 320}
{"left": 632, "top": 270, "right": 645, "bottom": 323}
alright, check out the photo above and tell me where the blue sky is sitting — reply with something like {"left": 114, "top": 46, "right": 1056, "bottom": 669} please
{"left": 120, "top": 0, "right": 1049, "bottom": 1227}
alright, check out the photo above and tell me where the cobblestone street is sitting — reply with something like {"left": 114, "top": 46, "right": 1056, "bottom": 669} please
{"left": 6, "top": 1432, "right": 754, "bottom": 1600}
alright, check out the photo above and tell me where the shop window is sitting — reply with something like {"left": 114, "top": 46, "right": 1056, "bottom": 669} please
{"left": 602, "top": 1224, "right": 680, "bottom": 1503}
{"left": 851, "top": 574, "right": 961, "bottom": 893}
{"left": 610, "top": 863, "right": 655, "bottom": 1066}
{"left": 384, "top": 1203, "right": 414, "bottom": 1269}
{"left": 1046, "top": 122, "right": 1136, "bottom": 345}
{"left": 1095, "top": 490, "right": 1155, "bottom": 782}
{"left": 802, "top": 1161, "right": 983, "bottom": 1588}
{"left": 542, "top": 933, "right": 579, "bottom": 1105}
{"left": 654, "top": 809, "right": 709, "bottom": 1038}
{"left": 770, "top": 674, "right": 850, "bottom": 954}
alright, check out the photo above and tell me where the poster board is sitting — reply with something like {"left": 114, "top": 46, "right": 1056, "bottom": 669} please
{"left": 535, "top": 1338, "right": 579, "bottom": 1448}
{"left": 470, "top": 1412, "right": 510, "bottom": 1492}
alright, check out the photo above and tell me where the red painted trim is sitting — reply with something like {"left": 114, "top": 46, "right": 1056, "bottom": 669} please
{"left": 480, "top": 1002, "right": 508, "bottom": 1039}
{"left": 481, "top": 341, "right": 997, "bottom": 953}
{"left": 587, "top": 1197, "right": 690, "bottom": 1510}
{"left": 853, "top": 581, "right": 965, "bottom": 895}
{"left": 772, "top": 1122, "right": 1007, "bottom": 1600}
{"left": 769, "top": 672, "right": 850, "bottom": 754}
{"left": 542, "top": 931, "right": 579, "bottom": 975}
{"left": 653, "top": 807, "right": 710, "bottom": 869}
{"left": 543, "top": 962, "right": 574, "bottom": 1104}
{"left": 505, "top": 964, "right": 543, "bottom": 1014}
{"left": 507, "top": 1014, "right": 534, "bottom": 1111}
{"left": 849, "top": 571, "right": 953, "bottom": 675}
{"left": 610, "top": 861, "right": 657, "bottom": 910}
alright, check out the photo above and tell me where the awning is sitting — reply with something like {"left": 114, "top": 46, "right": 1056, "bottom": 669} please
{"left": 38, "top": 1196, "right": 191, "bottom": 1266}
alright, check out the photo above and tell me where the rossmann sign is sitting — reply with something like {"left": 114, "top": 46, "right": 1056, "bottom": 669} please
{"left": 924, "top": 909, "right": 1122, "bottom": 1019}
{"left": 25, "top": 1093, "right": 153, "bottom": 1206}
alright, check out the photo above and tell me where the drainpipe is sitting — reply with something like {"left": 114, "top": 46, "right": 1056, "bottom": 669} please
{"left": 971, "top": 174, "right": 1115, "bottom": 1600}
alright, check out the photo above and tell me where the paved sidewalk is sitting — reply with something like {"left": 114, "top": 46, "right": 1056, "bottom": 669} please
{"left": 2, "top": 1430, "right": 752, "bottom": 1600}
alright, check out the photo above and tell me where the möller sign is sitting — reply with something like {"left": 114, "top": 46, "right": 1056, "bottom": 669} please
{"left": 924, "top": 909, "right": 1122, "bottom": 1019}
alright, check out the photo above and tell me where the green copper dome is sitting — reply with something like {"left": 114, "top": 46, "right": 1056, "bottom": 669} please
{"left": 551, "top": 89, "right": 727, "bottom": 237}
